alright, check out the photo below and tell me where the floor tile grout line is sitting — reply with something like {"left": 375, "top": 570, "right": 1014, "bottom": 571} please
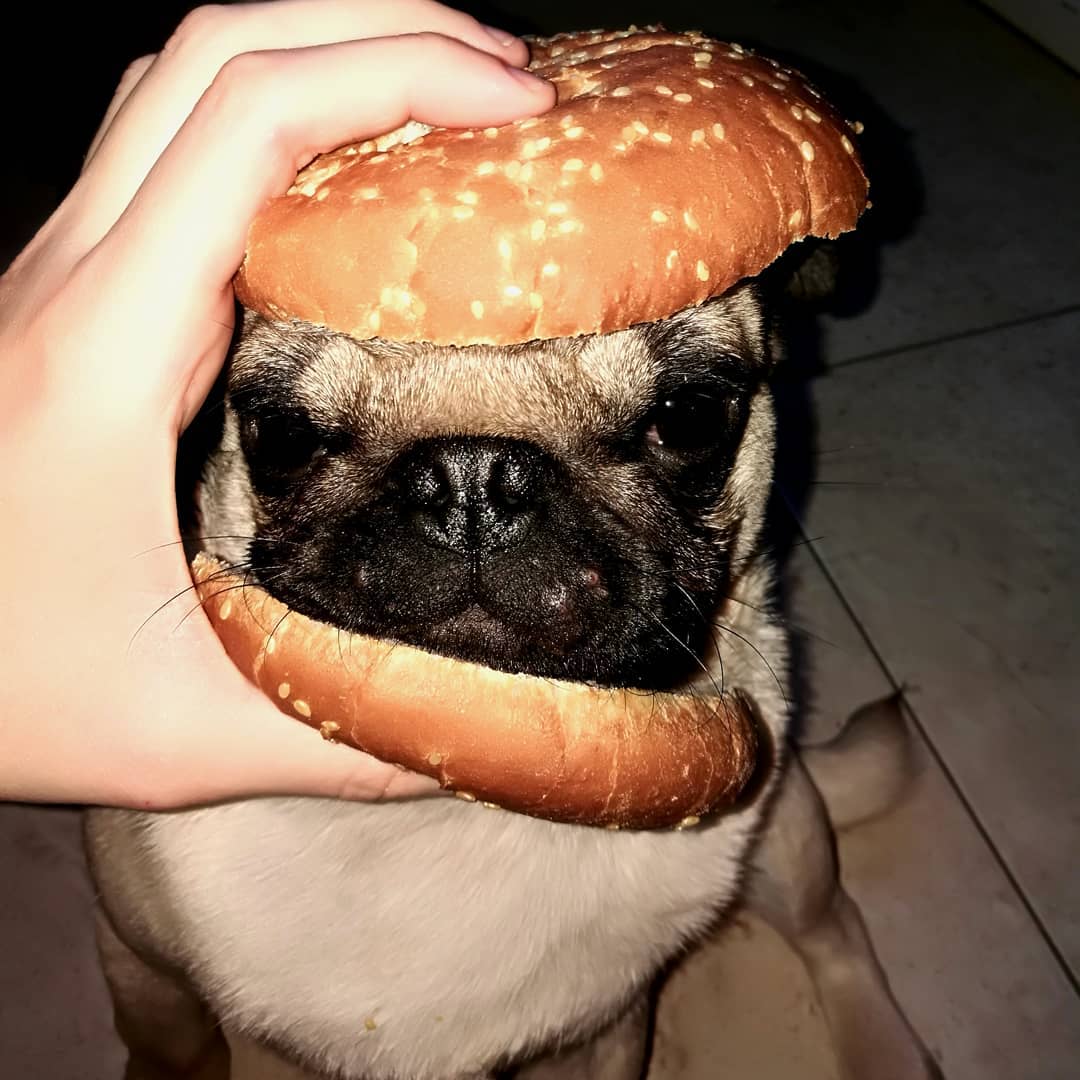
{"left": 828, "top": 304, "right": 1080, "bottom": 371}
{"left": 780, "top": 494, "right": 1080, "bottom": 1000}
{"left": 966, "top": 0, "right": 1080, "bottom": 79}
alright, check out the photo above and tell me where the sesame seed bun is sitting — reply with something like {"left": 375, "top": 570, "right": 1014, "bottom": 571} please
{"left": 234, "top": 27, "right": 868, "bottom": 343}
{"left": 234, "top": 26, "right": 869, "bottom": 346}
{"left": 192, "top": 554, "right": 762, "bottom": 829}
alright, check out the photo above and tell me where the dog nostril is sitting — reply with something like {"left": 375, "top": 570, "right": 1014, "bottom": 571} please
{"left": 489, "top": 455, "right": 535, "bottom": 511}
{"left": 407, "top": 461, "right": 452, "bottom": 510}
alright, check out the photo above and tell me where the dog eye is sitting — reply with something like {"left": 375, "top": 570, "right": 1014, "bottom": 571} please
{"left": 644, "top": 383, "right": 744, "bottom": 453}
{"left": 239, "top": 411, "right": 340, "bottom": 491}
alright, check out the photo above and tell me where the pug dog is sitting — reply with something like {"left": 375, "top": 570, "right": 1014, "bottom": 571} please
{"left": 85, "top": 282, "right": 937, "bottom": 1080}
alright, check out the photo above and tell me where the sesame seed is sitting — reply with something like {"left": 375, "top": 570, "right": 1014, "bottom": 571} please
{"left": 550, "top": 45, "right": 566, "bottom": 57}
{"left": 470, "top": 300, "right": 485, "bottom": 319}
{"left": 841, "top": 134, "right": 855, "bottom": 154}
{"left": 696, "top": 259, "right": 710, "bottom": 281}
{"left": 504, "top": 284, "right": 523, "bottom": 298}
{"left": 458, "top": 131, "right": 474, "bottom": 140}
{"left": 805, "top": 108, "right": 822, "bottom": 123}
{"left": 219, "top": 599, "right": 232, "bottom": 621}
{"left": 315, "top": 188, "right": 329, "bottom": 201}
{"left": 547, "top": 201, "right": 568, "bottom": 215}
{"left": 427, "top": 751, "right": 443, "bottom": 766}
{"left": 566, "top": 126, "right": 585, "bottom": 139}
{"left": 456, "top": 191, "right": 479, "bottom": 205}
{"left": 693, "top": 51, "right": 712, "bottom": 64}
{"left": 666, "top": 249, "right": 679, "bottom": 270}
{"left": 519, "top": 117, "right": 539, "bottom": 130}
{"left": 319, "top": 721, "right": 340, "bottom": 740}
{"left": 611, "top": 85, "right": 632, "bottom": 97}
{"left": 697, "top": 77, "right": 715, "bottom": 89}
{"left": 557, "top": 219, "right": 581, "bottom": 234}
{"left": 775, "top": 70, "right": 791, "bottom": 81}
{"left": 651, "top": 209, "right": 669, "bottom": 223}
{"left": 791, "top": 105, "right": 804, "bottom": 120}
{"left": 293, "top": 700, "right": 312, "bottom": 718}
{"left": 673, "top": 92, "right": 693, "bottom": 103}
{"left": 452, "top": 206, "right": 474, "bottom": 220}
{"left": 656, "top": 84, "right": 673, "bottom": 96}
{"left": 800, "top": 140, "right": 815, "bottom": 162}
{"left": 613, "top": 141, "right": 628, "bottom": 152}
{"left": 476, "top": 161, "right": 497, "bottom": 176}
{"left": 653, "top": 131, "right": 673, "bottom": 144}
{"left": 788, "top": 208, "right": 803, "bottom": 227}
{"left": 359, "top": 187, "right": 380, "bottom": 200}
{"left": 730, "top": 41, "right": 745, "bottom": 53}
{"left": 589, "top": 162, "right": 604, "bottom": 181}
{"left": 531, "top": 219, "right": 546, "bottom": 241}
{"left": 482, "top": 802, "right": 501, "bottom": 810}
{"left": 691, "top": 129, "right": 706, "bottom": 145}
{"left": 632, "top": 120, "right": 649, "bottom": 135}
{"left": 559, "top": 114, "right": 576, "bottom": 128}
{"left": 852, "top": 120, "right": 865, "bottom": 134}
{"left": 498, "top": 237, "right": 513, "bottom": 260}
{"left": 265, "top": 637, "right": 276, "bottom": 655}
{"left": 676, "top": 815, "right": 701, "bottom": 830}
{"left": 455, "top": 791, "right": 478, "bottom": 802}
{"left": 684, "top": 210, "right": 700, "bottom": 231}
{"left": 542, "top": 262, "right": 560, "bottom": 277}
{"left": 484, "top": 127, "right": 499, "bottom": 138}
{"left": 369, "top": 153, "right": 387, "bottom": 164}
{"left": 277, "top": 682, "right": 290, "bottom": 699}
{"left": 741, "top": 75, "right": 755, "bottom": 87}
{"left": 504, "top": 160, "right": 521, "bottom": 179}
{"left": 712, "top": 122, "right": 725, "bottom": 140}
{"left": 770, "top": 81, "right": 786, "bottom": 91}
{"left": 563, "top": 158, "right": 585, "bottom": 171}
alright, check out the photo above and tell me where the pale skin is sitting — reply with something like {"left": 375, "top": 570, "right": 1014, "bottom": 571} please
{"left": 0, "top": 0, "right": 556, "bottom": 808}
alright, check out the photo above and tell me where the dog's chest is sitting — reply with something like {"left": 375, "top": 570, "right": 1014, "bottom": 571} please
{"left": 130, "top": 794, "right": 761, "bottom": 1078}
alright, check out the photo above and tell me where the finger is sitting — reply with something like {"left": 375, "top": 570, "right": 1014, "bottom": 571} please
{"left": 75, "top": 0, "right": 529, "bottom": 241}
{"left": 124, "top": 560, "right": 450, "bottom": 808}
{"left": 67, "top": 35, "right": 554, "bottom": 413}
{"left": 83, "top": 53, "right": 156, "bottom": 169}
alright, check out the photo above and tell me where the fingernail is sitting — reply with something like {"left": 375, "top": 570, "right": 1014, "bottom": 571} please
{"left": 482, "top": 23, "right": 520, "bottom": 48}
{"left": 505, "top": 65, "right": 553, "bottom": 95}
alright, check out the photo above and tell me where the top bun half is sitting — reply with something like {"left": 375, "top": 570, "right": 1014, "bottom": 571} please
{"left": 234, "top": 27, "right": 869, "bottom": 346}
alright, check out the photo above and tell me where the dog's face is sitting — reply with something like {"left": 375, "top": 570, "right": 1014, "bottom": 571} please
{"left": 199, "top": 283, "right": 776, "bottom": 690}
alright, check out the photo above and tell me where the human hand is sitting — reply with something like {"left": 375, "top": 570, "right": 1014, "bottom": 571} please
{"left": 0, "top": 0, "right": 554, "bottom": 808}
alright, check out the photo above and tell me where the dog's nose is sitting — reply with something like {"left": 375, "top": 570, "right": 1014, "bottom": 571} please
{"left": 393, "top": 437, "right": 552, "bottom": 555}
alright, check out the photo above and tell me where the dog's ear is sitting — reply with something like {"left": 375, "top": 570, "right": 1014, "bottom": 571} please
{"left": 782, "top": 241, "right": 842, "bottom": 304}
{"left": 767, "top": 238, "right": 842, "bottom": 306}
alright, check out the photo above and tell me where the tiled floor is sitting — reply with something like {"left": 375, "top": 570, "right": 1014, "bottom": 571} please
{"left": 2, "top": 1, "right": 1078, "bottom": 1077}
